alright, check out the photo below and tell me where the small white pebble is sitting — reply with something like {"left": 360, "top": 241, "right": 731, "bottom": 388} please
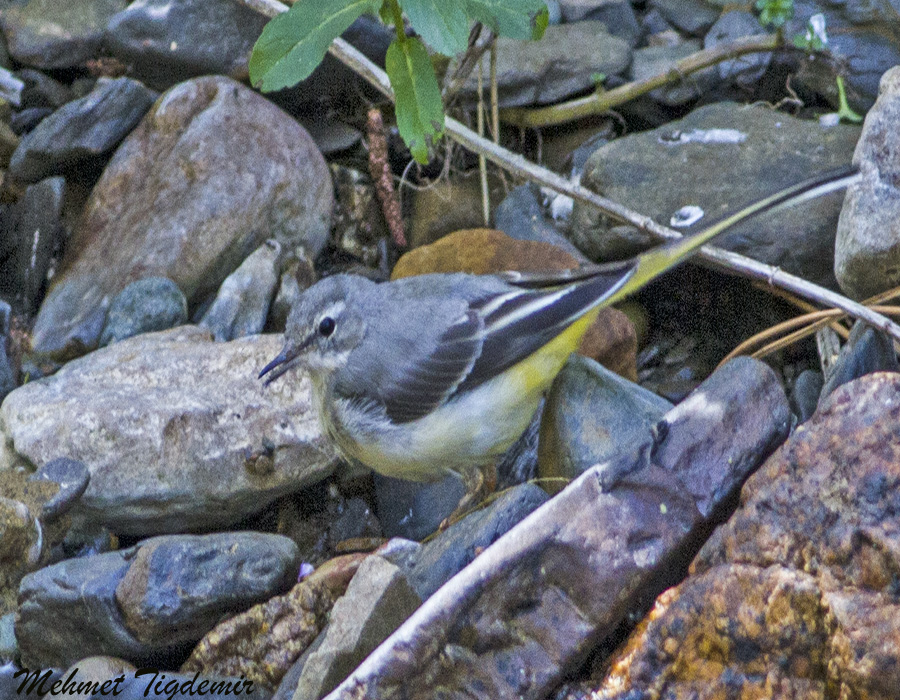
{"left": 670, "top": 205, "right": 704, "bottom": 228}
{"left": 819, "top": 113, "right": 841, "bottom": 128}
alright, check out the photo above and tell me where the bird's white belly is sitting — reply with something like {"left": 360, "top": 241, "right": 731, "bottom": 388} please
{"left": 337, "top": 368, "right": 542, "bottom": 481}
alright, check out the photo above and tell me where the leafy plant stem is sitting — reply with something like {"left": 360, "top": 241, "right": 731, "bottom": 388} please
{"left": 386, "top": 0, "right": 406, "bottom": 44}
{"left": 500, "top": 32, "right": 784, "bottom": 128}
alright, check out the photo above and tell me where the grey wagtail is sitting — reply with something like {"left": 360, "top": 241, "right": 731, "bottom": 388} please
{"left": 260, "top": 167, "right": 858, "bottom": 484}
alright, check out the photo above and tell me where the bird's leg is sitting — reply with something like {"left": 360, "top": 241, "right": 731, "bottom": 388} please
{"left": 440, "top": 461, "right": 498, "bottom": 530}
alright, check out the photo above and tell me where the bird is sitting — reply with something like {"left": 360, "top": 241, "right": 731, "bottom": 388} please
{"left": 260, "top": 167, "right": 858, "bottom": 492}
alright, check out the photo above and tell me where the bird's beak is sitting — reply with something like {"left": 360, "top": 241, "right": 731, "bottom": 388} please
{"left": 258, "top": 333, "right": 315, "bottom": 386}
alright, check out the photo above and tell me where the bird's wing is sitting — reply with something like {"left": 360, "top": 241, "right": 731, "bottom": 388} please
{"left": 376, "top": 264, "right": 636, "bottom": 423}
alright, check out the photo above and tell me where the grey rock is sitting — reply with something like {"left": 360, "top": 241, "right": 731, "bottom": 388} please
{"left": 294, "top": 555, "right": 420, "bottom": 700}
{"left": 28, "top": 456, "right": 90, "bottom": 522}
{"left": 559, "top": 0, "right": 641, "bottom": 45}
{"left": 323, "top": 357, "right": 790, "bottom": 700}
{"left": 0, "top": 0, "right": 127, "bottom": 69}
{"left": 820, "top": 321, "right": 899, "bottom": 403}
{"left": 0, "top": 176, "right": 65, "bottom": 316}
{"left": 538, "top": 355, "right": 672, "bottom": 492}
{"left": 446, "top": 21, "right": 631, "bottom": 108}
{"left": 0, "top": 300, "right": 14, "bottom": 403}
{"left": 494, "top": 184, "right": 586, "bottom": 259}
{"left": 405, "top": 484, "right": 549, "bottom": 600}
{"left": 104, "top": 0, "right": 267, "bottom": 90}
{"left": 835, "top": 66, "right": 900, "bottom": 299}
{"left": 649, "top": 0, "right": 720, "bottom": 36}
{"left": 115, "top": 533, "right": 299, "bottom": 646}
{"left": 704, "top": 11, "right": 771, "bottom": 86}
{"left": 791, "top": 369, "right": 823, "bottom": 424}
{"left": 572, "top": 102, "right": 860, "bottom": 288}
{"left": 374, "top": 473, "right": 465, "bottom": 541}
{"left": 9, "top": 77, "right": 158, "bottom": 184}
{"left": 200, "top": 240, "right": 281, "bottom": 342}
{"left": 0, "top": 327, "right": 337, "bottom": 535}
{"left": 30, "top": 76, "right": 332, "bottom": 359}
{"left": 786, "top": 0, "right": 900, "bottom": 111}
{"left": 99, "top": 277, "right": 188, "bottom": 346}
{"left": 629, "top": 39, "right": 715, "bottom": 107}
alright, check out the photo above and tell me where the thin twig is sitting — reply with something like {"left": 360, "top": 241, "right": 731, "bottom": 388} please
{"left": 236, "top": 0, "right": 900, "bottom": 344}
{"left": 499, "top": 33, "right": 784, "bottom": 128}
{"left": 477, "top": 58, "right": 490, "bottom": 226}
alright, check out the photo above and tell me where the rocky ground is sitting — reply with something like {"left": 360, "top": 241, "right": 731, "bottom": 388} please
{"left": 1, "top": 1, "right": 900, "bottom": 699}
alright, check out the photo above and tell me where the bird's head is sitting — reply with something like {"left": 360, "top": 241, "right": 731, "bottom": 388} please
{"left": 259, "top": 274, "right": 372, "bottom": 385}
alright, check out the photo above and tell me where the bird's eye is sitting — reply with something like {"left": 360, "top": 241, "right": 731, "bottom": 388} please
{"left": 318, "top": 316, "right": 336, "bottom": 337}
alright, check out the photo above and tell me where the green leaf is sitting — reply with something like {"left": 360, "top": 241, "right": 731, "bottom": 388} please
{"left": 464, "top": 0, "right": 547, "bottom": 40}
{"left": 401, "top": 0, "right": 470, "bottom": 56}
{"left": 250, "top": 0, "right": 381, "bottom": 92}
{"left": 386, "top": 37, "right": 445, "bottom": 163}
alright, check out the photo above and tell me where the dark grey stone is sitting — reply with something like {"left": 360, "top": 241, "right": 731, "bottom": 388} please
{"left": 791, "top": 369, "right": 823, "bottom": 423}
{"left": 0, "top": 176, "right": 65, "bottom": 316}
{"left": 495, "top": 184, "right": 586, "bottom": 260}
{"left": 571, "top": 102, "right": 860, "bottom": 288}
{"left": 374, "top": 473, "right": 466, "bottom": 541}
{"left": 559, "top": 0, "right": 641, "bottom": 45}
{"left": 820, "top": 321, "right": 900, "bottom": 403}
{"left": 538, "top": 355, "right": 672, "bottom": 490}
{"left": 114, "top": 533, "right": 300, "bottom": 647}
{"left": 9, "top": 107, "right": 51, "bottom": 135}
{"left": 629, "top": 40, "right": 716, "bottom": 107}
{"left": 650, "top": 0, "right": 721, "bottom": 36}
{"left": 104, "top": 0, "right": 268, "bottom": 90}
{"left": 405, "top": 484, "right": 549, "bottom": 600}
{"left": 99, "top": 277, "right": 187, "bottom": 346}
{"left": 0, "top": 0, "right": 127, "bottom": 69}
{"left": 704, "top": 11, "right": 772, "bottom": 86}
{"left": 16, "top": 68, "right": 71, "bottom": 110}
{"left": 16, "top": 549, "right": 166, "bottom": 669}
{"left": 28, "top": 457, "right": 90, "bottom": 522}
{"left": 9, "top": 77, "right": 158, "bottom": 184}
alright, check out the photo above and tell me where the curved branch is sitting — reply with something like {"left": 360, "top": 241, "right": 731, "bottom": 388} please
{"left": 499, "top": 33, "right": 784, "bottom": 128}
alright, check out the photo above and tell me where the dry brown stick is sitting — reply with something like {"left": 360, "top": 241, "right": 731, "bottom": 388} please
{"left": 744, "top": 305, "right": 900, "bottom": 364}
{"left": 500, "top": 33, "right": 784, "bottom": 128}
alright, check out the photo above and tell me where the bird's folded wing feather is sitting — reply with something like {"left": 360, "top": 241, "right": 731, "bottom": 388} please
{"left": 378, "top": 265, "right": 636, "bottom": 423}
